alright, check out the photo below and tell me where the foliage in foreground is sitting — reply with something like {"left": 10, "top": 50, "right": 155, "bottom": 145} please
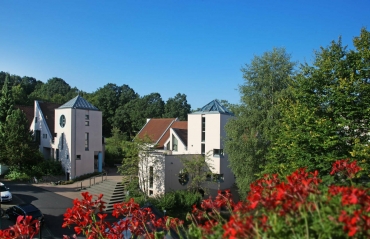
{"left": 60, "top": 159, "right": 369, "bottom": 239}
{"left": 1, "top": 159, "right": 369, "bottom": 239}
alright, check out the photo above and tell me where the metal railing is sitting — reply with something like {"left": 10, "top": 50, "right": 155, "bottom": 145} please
{"left": 79, "top": 171, "right": 108, "bottom": 190}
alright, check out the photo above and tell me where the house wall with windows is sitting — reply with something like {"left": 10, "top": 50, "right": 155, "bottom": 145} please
{"left": 15, "top": 96, "right": 103, "bottom": 180}
{"left": 54, "top": 108, "right": 73, "bottom": 178}
{"left": 53, "top": 96, "right": 103, "bottom": 180}
{"left": 137, "top": 100, "right": 235, "bottom": 196}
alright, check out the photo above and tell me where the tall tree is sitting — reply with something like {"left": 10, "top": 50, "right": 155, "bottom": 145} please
{"left": 90, "top": 83, "right": 122, "bottom": 137}
{"left": 225, "top": 48, "right": 295, "bottom": 198}
{"left": 0, "top": 75, "right": 14, "bottom": 123}
{"left": 112, "top": 85, "right": 139, "bottom": 138}
{"left": 30, "top": 77, "right": 74, "bottom": 103}
{"left": 124, "top": 93, "right": 165, "bottom": 133}
{"left": 0, "top": 109, "right": 42, "bottom": 168}
{"left": 163, "top": 93, "right": 191, "bottom": 120}
{"left": 265, "top": 28, "right": 370, "bottom": 179}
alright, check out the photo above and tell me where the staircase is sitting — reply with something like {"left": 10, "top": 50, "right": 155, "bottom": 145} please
{"left": 82, "top": 180, "right": 126, "bottom": 211}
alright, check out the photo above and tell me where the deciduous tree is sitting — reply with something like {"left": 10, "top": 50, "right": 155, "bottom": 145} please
{"left": 225, "top": 48, "right": 295, "bottom": 198}
{"left": 163, "top": 93, "right": 191, "bottom": 121}
{"left": 265, "top": 28, "right": 370, "bottom": 179}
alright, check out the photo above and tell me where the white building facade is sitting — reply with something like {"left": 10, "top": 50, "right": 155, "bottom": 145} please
{"left": 137, "top": 100, "right": 235, "bottom": 197}
{"left": 24, "top": 96, "right": 103, "bottom": 180}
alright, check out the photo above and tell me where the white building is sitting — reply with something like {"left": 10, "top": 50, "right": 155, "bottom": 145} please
{"left": 18, "top": 95, "right": 103, "bottom": 180}
{"left": 136, "top": 100, "right": 235, "bottom": 196}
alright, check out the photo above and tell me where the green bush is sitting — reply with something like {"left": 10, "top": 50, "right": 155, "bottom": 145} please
{"left": 4, "top": 167, "right": 31, "bottom": 181}
{"left": 31, "top": 160, "right": 64, "bottom": 178}
{"left": 174, "top": 190, "right": 202, "bottom": 208}
{"left": 125, "top": 177, "right": 143, "bottom": 198}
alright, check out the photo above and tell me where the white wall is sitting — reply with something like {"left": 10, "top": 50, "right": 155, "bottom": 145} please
{"left": 34, "top": 101, "right": 53, "bottom": 158}
{"left": 54, "top": 108, "right": 102, "bottom": 179}
{"left": 54, "top": 108, "right": 73, "bottom": 177}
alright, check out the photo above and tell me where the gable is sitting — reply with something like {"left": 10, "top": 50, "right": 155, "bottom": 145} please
{"left": 38, "top": 101, "right": 61, "bottom": 136}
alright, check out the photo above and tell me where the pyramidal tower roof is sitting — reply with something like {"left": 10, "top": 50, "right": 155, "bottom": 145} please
{"left": 59, "top": 95, "right": 99, "bottom": 111}
{"left": 194, "top": 100, "right": 233, "bottom": 115}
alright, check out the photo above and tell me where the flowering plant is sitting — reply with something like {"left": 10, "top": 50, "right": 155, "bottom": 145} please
{"left": 61, "top": 158, "right": 369, "bottom": 239}
{"left": 0, "top": 158, "right": 368, "bottom": 238}
{"left": 0, "top": 216, "right": 40, "bottom": 239}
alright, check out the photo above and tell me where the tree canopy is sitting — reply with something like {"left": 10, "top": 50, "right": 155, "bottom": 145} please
{"left": 264, "top": 28, "right": 370, "bottom": 179}
{"left": 225, "top": 48, "right": 296, "bottom": 198}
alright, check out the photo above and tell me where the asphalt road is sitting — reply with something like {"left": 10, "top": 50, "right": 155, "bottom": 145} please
{"left": 0, "top": 182, "right": 83, "bottom": 239}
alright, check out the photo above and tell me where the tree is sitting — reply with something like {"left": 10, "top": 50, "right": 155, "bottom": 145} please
{"left": 105, "top": 127, "right": 126, "bottom": 166}
{"left": 29, "top": 77, "right": 75, "bottom": 104}
{"left": 124, "top": 93, "right": 165, "bottom": 133}
{"left": 179, "top": 153, "right": 213, "bottom": 195}
{"left": 163, "top": 93, "right": 191, "bottom": 120}
{"left": 89, "top": 83, "right": 122, "bottom": 137}
{"left": 0, "top": 75, "right": 14, "bottom": 123}
{"left": 265, "top": 28, "right": 370, "bottom": 179}
{"left": 118, "top": 134, "right": 162, "bottom": 201}
{"left": 112, "top": 85, "right": 139, "bottom": 138}
{"left": 0, "top": 109, "right": 42, "bottom": 168}
{"left": 225, "top": 48, "right": 295, "bottom": 198}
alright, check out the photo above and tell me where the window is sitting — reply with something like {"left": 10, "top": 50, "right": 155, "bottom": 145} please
{"left": 42, "top": 134, "right": 47, "bottom": 139}
{"left": 166, "top": 142, "right": 170, "bottom": 150}
{"left": 56, "top": 149, "right": 59, "bottom": 160}
{"left": 149, "top": 166, "right": 153, "bottom": 188}
{"left": 61, "top": 133, "right": 64, "bottom": 150}
{"left": 35, "top": 130, "right": 41, "bottom": 145}
{"left": 85, "top": 133, "right": 89, "bottom": 150}
{"left": 172, "top": 135, "right": 178, "bottom": 151}
{"left": 213, "top": 149, "right": 224, "bottom": 157}
{"left": 201, "top": 144, "right": 205, "bottom": 155}
{"left": 85, "top": 121, "right": 89, "bottom": 126}
{"left": 201, "top": 116, "right": 206, "bottom": 142}
{"left": 213, "top": 174, "right": 224, "bottom": 183}
{"left": 35, "top": 117, "right": 37, "bottom": 123}
{"left": 60, "top": 115, "right": 66, "bottom": 128}
{"left": 76, "top": 155, "right": 81, "bottom": 160}
{"left": 85, "top": 115, "right": 89, "bottom": 120}
{"left": 149, "top": 190, "right": 153, "bottom": 195}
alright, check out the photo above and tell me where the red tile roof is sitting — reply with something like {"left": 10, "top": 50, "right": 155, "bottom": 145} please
{"left": 38, "top": 102, "right": 62, "bottom": 137}
{"left": 136, "top": 118, "right": 177, "bottom": 147}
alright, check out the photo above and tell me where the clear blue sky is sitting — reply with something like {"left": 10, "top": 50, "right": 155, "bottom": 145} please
{"left": 1, "top": 1, "right": 369, "bottom": 109}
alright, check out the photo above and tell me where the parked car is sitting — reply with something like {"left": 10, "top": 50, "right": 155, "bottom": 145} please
{"left": 6, "top": 204, "right": 44, "bottom": 226}
{"left": 0, "top": 182, "right": 12, "bottom": 202}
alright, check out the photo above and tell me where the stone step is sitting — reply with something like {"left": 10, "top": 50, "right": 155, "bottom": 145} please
{"left": 81, "top": 180, "right": 127, "bottom": 212}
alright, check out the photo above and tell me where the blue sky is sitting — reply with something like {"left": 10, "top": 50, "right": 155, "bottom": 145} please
{"left": 1, "top": 1, "right": 369, "bottom": 109}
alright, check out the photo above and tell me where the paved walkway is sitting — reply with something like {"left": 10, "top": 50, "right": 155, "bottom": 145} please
{"left": 32, "top": 167, "right": 124, "bottom": 200}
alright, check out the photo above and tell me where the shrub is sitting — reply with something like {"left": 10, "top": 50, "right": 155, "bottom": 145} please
{"left": 4, "top": 167, "right": 31, "bottom": 181}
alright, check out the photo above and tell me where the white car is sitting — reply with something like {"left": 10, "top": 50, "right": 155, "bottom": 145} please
{"left": 0, "top": 182, "right": 12, "bottom": 202}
